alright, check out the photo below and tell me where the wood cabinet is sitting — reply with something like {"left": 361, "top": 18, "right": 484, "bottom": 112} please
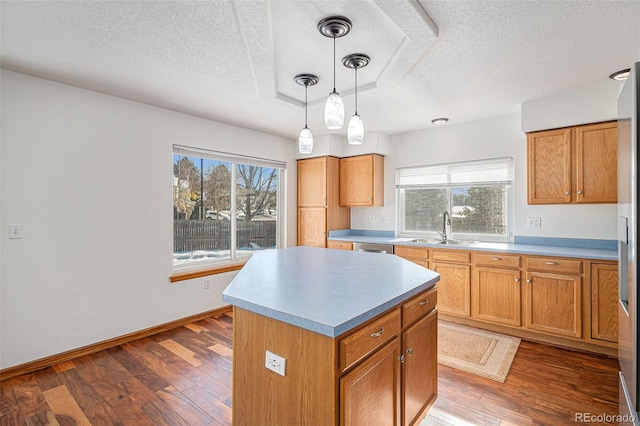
{"left": 431, "top": 250, "right": 471, "bottom": 317}
{"left": 297, "top": 157, "right": 350, "bottom": 247}
{"left": 394, "top": 246, "right": 429, "bottom": 268}
{"left": 589, "top": 261, "right": 618, "bottom": 344}
{"left": 527, "top": 121, "right": 617, "bottom": 204}
{"left": 523, "top": 257, "right": 583, "bottom": 338}
{"left": 341, "top": 287, "right": 437, "bottom": 426}
{"left": 339, "top": 154, "right": 384, "bottom": 207}
{"left": 327, "top": 240, "right": 353, "bottom": 250}
{"left": 472, "top": 253, "right": 522, "bottom": 327}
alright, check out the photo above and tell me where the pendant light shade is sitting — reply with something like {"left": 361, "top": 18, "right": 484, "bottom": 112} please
{"left": 324, "top": 90, "right": 344, "bottom": 129}
{"left": 343, "top": 53, "right": 370, "bottom": 146}
{"left": 318, "top": 16, "right": 352, "bottom": 130}
{"left": 295, "top": 73, "right": 319, "bottom": 154}
{"left": 347, "top": 114, "right": 364, "bottom": 145}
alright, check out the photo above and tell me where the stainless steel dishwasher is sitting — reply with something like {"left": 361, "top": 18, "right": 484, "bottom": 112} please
{"left": 352, "top": 242, "right": 394, "bottom": 254}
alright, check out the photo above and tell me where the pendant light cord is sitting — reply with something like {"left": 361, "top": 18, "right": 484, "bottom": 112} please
{"left": 332, "top": 37, "right": 337, "bottom": 92}
{"left": 304, "top": 83, "right": 308, "bottom": 127}
{"left": 354, "top": 66, "right": 358, "bottom": 115}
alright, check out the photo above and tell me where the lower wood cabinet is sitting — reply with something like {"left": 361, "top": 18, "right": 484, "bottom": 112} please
{"left": 327, "top": 240, "right": 353, "bottom": 250}
{"left": 432, "top": 251, "right": 470, "bottom": 317}
{"left": 473, "top": 267, "right": 522, "bottom": 327}
{"left": 297, "top": 207, "right": 326, "bottom": 247}
{"left": 524, "top": 269, "right": 582, "bottom": 338}
{"left": 590, "top": 261, "right": 618, "bottom": 343}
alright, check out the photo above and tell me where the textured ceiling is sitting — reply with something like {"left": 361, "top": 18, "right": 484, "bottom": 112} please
{"left": 1, "top": 0, "right": 639, "bottom": 141}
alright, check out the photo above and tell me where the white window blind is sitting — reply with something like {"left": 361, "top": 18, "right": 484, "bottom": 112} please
{"left": 396, "top": 157, "right": 513, "bottom": 188}
{"left": 173, "top": 145, "right": 286, "bottom": 170}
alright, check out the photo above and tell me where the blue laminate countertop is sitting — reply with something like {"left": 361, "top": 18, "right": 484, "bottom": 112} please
{"left": 328, "top": 232, "right": 617, "bottom": 261}
{"left": 222, "top": 246, "right": 440, "bottom": 338}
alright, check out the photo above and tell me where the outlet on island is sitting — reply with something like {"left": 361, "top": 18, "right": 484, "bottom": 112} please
{"left": 265, "top": 350, "right": 286, "bottom": 376}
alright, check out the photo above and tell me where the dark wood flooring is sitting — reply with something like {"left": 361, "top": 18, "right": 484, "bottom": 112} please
{"left": 0, "top": 311, "right": 620, "bottom": 425}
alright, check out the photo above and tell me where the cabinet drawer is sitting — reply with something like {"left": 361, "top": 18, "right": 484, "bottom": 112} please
{"left": 402, "top": 288, "right": 437, "bottom": 327}
{"left": 474, "top": 253, "right": 521, "bottom": 269}
{"left": 395, "top": 246, "right": 429, "bottom": 260}
{"left": 432, "top": 249, "right": 471, "bottom": 263}
{"left": 339, "top": 308, "right": 401, "bottom": 372}
{"left": 327, "top": 240, "right": 353, "bottom": 250}
{"left": 527, "top": 257, "right": 582, "bottom": 275}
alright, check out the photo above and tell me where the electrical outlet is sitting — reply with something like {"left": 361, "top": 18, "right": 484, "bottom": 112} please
{"left": 368, "top": 215, "right": 375, "bottom": 224}
{"left": 9, "top": 224, "right": 23, "bottom": 239}
{"left": 265, "top": 350, "right": 286, "bottom": 376}
{"left": 204, "top": 278, "right": 211, "bottom": 289}
{"left": 527, "top": 217, "right": 541, "bottom": 228}
{"left": 380, "top": 215, "right": 388, "bottom": 224}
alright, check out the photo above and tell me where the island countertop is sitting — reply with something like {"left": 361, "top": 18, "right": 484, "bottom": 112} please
{"left": 222, "top": 246, "right": 440, "bottom": 338}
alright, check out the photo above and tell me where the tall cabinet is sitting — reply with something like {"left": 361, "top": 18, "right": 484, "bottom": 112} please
{"left": 297, "top": 156, "right": 350, "bottom": 247}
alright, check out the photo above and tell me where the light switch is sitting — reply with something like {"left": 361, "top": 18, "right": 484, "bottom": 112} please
{"left": 9, "top": 224, "right": 23, "bottom": 239}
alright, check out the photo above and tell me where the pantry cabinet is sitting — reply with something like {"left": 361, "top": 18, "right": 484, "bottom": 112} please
{"left": 339, "top": 154, "right": 384, "bottom": 207}
{"left": 297, "top": 157, "right": 350, "bottom": 247}
{"left": 527, "top": 121, "right": 617, "bottom": 204}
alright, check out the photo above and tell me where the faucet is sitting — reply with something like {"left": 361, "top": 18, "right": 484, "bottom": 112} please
{"left": 440, "top": 210, "right": 451, "bottom": 242}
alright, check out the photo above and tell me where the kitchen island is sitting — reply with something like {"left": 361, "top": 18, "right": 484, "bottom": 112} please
{"left": 222, "top": 246, "right": 440, "bottom": 426}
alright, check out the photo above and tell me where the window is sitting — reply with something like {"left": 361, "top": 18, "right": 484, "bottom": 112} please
{"left": 173, "top": 145, "right": 286, "bottom": 272}
{"left": 396, "top": 157, "right": 513, "bottom": 242}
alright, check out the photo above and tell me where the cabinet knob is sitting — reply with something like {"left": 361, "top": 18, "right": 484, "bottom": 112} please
{"left": 526, "top": 279, "right": 532, "bottom": 283}
{"left": 368, "top": 197, "right": 372, "bottom": 201}
{"left": 491, "top": 257, "right": 502, "bottom": 261}
{"left": 578, "top": 190, "right": 584, "bottom": 195}
{"left": 565, "top": 191, "right": 570, "bottom": 195}
{"left": 515, "top": 278, "right": 521, "bottom": 283}
{"left": 398, "top": 354, "right": 405, "bottom": 364}
{"left": 545, "top": 261, "right": 559, "bottom": 265}
{"left": 406, "top": 348, "right": 413, "bottom": 355}
{"left": 419, "top": 300, "right": 430, "bottom": 306}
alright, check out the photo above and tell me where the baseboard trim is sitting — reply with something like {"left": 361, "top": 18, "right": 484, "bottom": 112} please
{"left": 0, "top": 305, "right": 232, "bottom": 382}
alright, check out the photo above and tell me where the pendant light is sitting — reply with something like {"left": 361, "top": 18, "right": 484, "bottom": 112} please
{"left": 295, "top": 73, "right": 319, "bottom": 154}
{"left": 343, "top": 53, "right": 370, "bottom": 145}
{"left": 318, "top": 16, "right": 352, "bottom": 130}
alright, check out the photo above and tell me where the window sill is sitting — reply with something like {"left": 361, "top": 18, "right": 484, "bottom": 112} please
{"left": 170, "top": 261, "right": 247, "bottom": 283}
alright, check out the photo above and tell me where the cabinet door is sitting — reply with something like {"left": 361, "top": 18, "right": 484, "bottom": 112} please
{"left": 472, "top": 267, "right": 522, "bottom": 326}
{"left": 591, "top": 262, "right": 619, "bottom": 343}
{"left": 298, "top": 157, "right": 327, "bottom": 207}
{"left": 340, "top": 154, "right": 384, "bottom": 207}
{"left": 524, "top": 272, "right": 582, "bottom": 338}
{"left": 402, "top": 310, "right": 437, "bottom": 426}
{"left": 341, "top": 337, "right": 401, "bottom": 426}
{"left": 297, "top": 207, "right": 326, "bottom": 247}
{"left": 432, "top": 262, "right": 470, "bottom": 317}
{"left": 527, "top": 128, "right": 572, "bottom": 204}
{"left": 575, "top": 122, "right": 618, "bottom": 203}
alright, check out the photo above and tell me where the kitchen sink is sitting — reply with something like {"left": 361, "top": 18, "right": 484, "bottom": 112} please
{"left": 407, "top": 238, "right": 478, "bottom": 246}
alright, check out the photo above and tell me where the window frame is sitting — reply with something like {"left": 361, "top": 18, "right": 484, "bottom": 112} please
{"left": 395, "top": 157, "right": 514, "bottom": 243}
{"left": 172, "top": 145, "right": 286, "bottom": 277}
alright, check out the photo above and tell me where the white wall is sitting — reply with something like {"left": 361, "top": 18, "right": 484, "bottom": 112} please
{"left": 0, "top": 71, "right": 298, "bottom": 369}
{"left": 350, "top": 113, "right": 617, "bottom": 240}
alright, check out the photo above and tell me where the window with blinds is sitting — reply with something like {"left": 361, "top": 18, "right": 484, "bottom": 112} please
{"left": 396, "top": 157, "right": 514, "bottom": 241}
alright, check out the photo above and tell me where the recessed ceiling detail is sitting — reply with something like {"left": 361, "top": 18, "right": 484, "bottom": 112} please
{"left": 236, "top": 0, "right": 438, "bottom": 107}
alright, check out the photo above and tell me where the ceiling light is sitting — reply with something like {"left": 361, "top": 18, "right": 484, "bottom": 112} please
{"left": 343, "top": 53, "right": 370, "bottom": 145}
{"left": 295, "top": 74, "right": 319, "bottom": 154}
{"left": 609, "top": 69, "right": 631, "bottom": 81}
{"left": 431, "top": 118, "right": 449, "bottom": 125}
{"left": 318, "top": 16, "right": 352, "bottom": 130}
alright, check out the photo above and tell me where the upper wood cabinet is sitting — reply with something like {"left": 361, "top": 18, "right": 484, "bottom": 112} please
{"left": 527, "top": 121, "right": 617, "bottom": 204}
{"left": 339, "top": 154, "right": 384, "bottom": 207}
{"left": 297, "top": 156, "right": 350, "bottom": 247}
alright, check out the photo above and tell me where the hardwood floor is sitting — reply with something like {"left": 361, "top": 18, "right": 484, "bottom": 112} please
{"left": 1, "top": 311, "right": 620, "bottom": 425}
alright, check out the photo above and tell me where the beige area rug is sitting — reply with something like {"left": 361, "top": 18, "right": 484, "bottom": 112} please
{"left": 438, "top": 321, "right": 521, "bottom": 383}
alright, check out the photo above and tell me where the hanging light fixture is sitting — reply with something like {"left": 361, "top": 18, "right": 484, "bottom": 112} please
{"left": 294, "top": 73, "right": 319, "bottom": 154}
{"left": 318, "top": 15, "right": 352, "bottom": 130}
{"left": 343, "top": 53, "right": 370, "bottom": 145}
